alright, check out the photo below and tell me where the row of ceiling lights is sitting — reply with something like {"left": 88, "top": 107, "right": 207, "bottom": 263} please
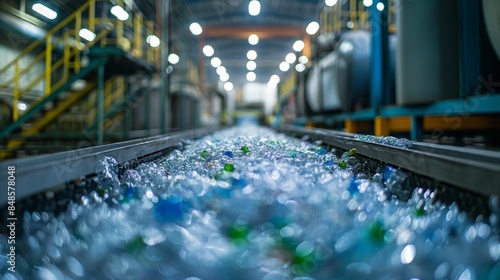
{"left": 31, "top": 3, "right": 161, "bottom": 48}
{"left": 200, "top": 33, "right": 309, "bottom": 91}
{"left": 202, "top": 45, "right": 234, "bottom": 91}
{"left": 193, "top": 30, "right": 310, "bottom": 90}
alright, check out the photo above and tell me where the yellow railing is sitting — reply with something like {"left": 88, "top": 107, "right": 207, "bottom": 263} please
{"left": 86, "top": 75, "right": 126, "bottom": 126}
{"left": 279, "top": 71, "right": 297, "bottom": 99}
{"left": 320, "top": 0, "right": 396, "bottom": 34}
{"left": 0, "top": 0, "right": 159, "bottom": 123}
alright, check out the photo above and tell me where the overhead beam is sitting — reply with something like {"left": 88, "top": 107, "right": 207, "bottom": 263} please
{"left": 202, "top": 26, "right": 306, "bottom": 39}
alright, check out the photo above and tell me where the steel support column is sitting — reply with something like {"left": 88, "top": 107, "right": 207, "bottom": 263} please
{"left": 160, "top": 0, "right": 170, "bottom": 134}
{"left": 145, "top": 76, "right": 151, "bottom": 136}
{"left": 459, "top": 0, "right": 480, "bottom": 98}
{"left": 97, "top": 61, "right": 105, "bottom": 145}
{"left": 123, "top": 79, "right": 131, "bottom": 140}
{"left": 369, "top": 0, "right": 389, "bottom": 113}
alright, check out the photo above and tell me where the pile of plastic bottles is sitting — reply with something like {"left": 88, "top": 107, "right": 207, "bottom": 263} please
{"left": 1, "top": 125, "right": 499, "bottom": 279}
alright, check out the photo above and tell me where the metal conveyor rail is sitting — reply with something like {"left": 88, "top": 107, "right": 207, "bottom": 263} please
{"left": 0, "top": 126, "right": 220, "bottom": 206}
{"left": 279, "top": 125, "right": 500, "bottom": 197}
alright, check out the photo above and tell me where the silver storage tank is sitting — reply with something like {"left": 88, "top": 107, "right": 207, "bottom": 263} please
{"left": 336, "top": 30, "right": 371, "bottom": 111}
{"left": 295, "top": 70, "right": 308, "bottom": 117}
{"left": 319, "top": 51, "right": 342, "bottom": 112}
{"left": 305, "top": 64, "right": 322, "bottom": 113}
{"left": 396, "top": 0, "right": 459, "bottom": 104}
{"left": 483, "top": 0, "right": 500, "bottom": 60}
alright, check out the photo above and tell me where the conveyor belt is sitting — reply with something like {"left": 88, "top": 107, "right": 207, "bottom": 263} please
{"left": 278, "top": 125, "right": 500, "bottom": 197}
{"left": 0, "top": 126, "right": 220, "bottom": 206}
{"left": 1, "top": 125, "right": 499, "bottom": 208}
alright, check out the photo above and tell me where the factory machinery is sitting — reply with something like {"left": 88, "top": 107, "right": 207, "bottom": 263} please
{"left": 277, "top": 0, "right": 500, "bottom": 144}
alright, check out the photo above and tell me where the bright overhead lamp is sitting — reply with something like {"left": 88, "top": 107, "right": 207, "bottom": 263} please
{"left": 203, "top": 45, "right": 215, "bottom": 57}
{"left": 211, "top": 57, "right": 222, "bottom": 68}
{"left": 79, "top": 28, "right": 96, "bottom": 41}
{"left": 248, "top": 34, "right": 259, "bottom": 45}
{"left": 293, "top": 40, "right": 305, "bottom": 52}
{"left": 247, "top": 50, "right": 257, "bottom": 60}
{"left": 285, "top": 53, "right": 297, "bottom": 64}
{"left": 189, "top": 22, "right": 203, "bottom": 35}
{"left": 220, "top": 72, "right": 230, "bottom": 82}
{"left": 325, "top": 0, "right": 338, "bottom": 7}
{"left": 270, "top": 74, "right": 280, "bottom": 84}
{"left": 306, "top": 21, "right": 320, "bottom": 35}
{"left": 363, "top": 0, "right": 373, "bottom": 7}
{"left": 168, "top": 53, "right": 179, "bottom": 65}
{"left": 267, "top": 81, "right": 277, "bottom": 89}
{"left": 246, "top": 72, "right": 256, "bottom": 82}
{"left": 110, "top": 5, "right": 129, "bottom": 21}
{"left": 216, "top": 66, "right": 227, "bottom": 75}
{"left": 249, "top": 0, "right": 261, "bottom": 16}
{"left": 32, "top": 3, "right": 57, "bottom": 20}
{"left": 224, "top": 82, "right": 234, "bottom": 91}
{"left": 295, "top": 64, "right": 306, "bottom": 72}
{"left": 147, "top": 35, "right": 160, "bottom": 47}
{"left": 279, "top": 61, "right": 290, "bottom": 72}
{"left": 298, "top": 55, "right": 309, "bottom": 64}
{"left": 17, "top": 102, "right": 27, "bottom": 111}
{"left": 246, "top": 61, "right": 257, "bottom": 71}
{"left": 376, "top": 2, "right": 385, "bottom": 11}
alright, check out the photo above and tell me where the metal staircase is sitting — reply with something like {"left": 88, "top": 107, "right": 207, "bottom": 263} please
{"left": 0, "top": 0, "right": 158, "bottom": 159}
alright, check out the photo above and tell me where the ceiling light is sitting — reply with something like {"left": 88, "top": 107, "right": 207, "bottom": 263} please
{"left": 363, "top": 0, "right": 373, "bottom": 7}
{"left": 246, "top": 72, "right": 256, "bottom": 82}
{"left": 267, "top": 81, "right": 277, "bottom": 89}
{"left": 17, "top": 102, "right": 27, "bottom": 111}
{"left": 246, "top": 61, "right": 257, "bottom": 71}
{"left": 306, "top": 21, "right": 320, "bottom": 35}
{"left": 247, "top": 50, "right": 257, "bottom": 60}
{"left": 203, "top": 45, "right": 214, "bottom": 57}
{"left": 325, "top": 0, "right": 338, "bottom": 6}
{"left": 285, "top": 53, "right": 297, "bottom": 64}
{"left": 295, "top": 64, "right": 306, "bottom": 72}
{"left": 147, "top": 35, "right": 160, "bottom": 47}
{"left": 110, "top": 5, "right": 129, "bottom": 21}
{"left": 293, "top": 40, "right": 305, "bottom": 52}
{"left": 32, "top": 3, "right": 57, "bottom": 20}
{"left": 189, "top": 22, "right": 203, "bottom": 35}
{"left": 248, "top": 34, "right": 259, "bottom": 45}
{"left": 270, "top": 74, "right": 280, "bottom": 84}
{"left": 220, "top": 72, "right": 230, "bottom": 82}
{"left": 279, "top": 61, "right": 290, "bottom": 72}
{"left": 298, "top": 55, "right": 309, "bottom": 64}
{"left": 79, "top": 28, "right": 96, "bottom": 41}
{"left": 224, "top": 82, "right": 234, "bottom": 91}
{"left": 211, "top": 57, "right": 222, "bottom": 67}
{"left": 168, "top": 53, "right": 179, "bottom": 64}
{"left": 248, "top": 0, "right": 261, "bottom": 16}
{"left": 216, "top": 66, "right": 227, "bottom": 75}
{"left": 376, "top": 2, "right": 385, "bottom": 11}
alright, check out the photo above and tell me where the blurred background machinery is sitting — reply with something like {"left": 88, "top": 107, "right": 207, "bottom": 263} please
{"left": 0, "top": 0, "right": 499, "bottom": 159}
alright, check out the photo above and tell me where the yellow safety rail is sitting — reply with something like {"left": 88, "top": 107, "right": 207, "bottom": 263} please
{"left": 279, "top": 71, "right": 297, "bottom": 100}
{"left": 0, "top": 0, "right": 159, "bottom": 123}
{"left": 320, "top": 0, "right": 396, "bottom": 34}
{"left": 86, "top": 75, "right": 127, "bottom": 126}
